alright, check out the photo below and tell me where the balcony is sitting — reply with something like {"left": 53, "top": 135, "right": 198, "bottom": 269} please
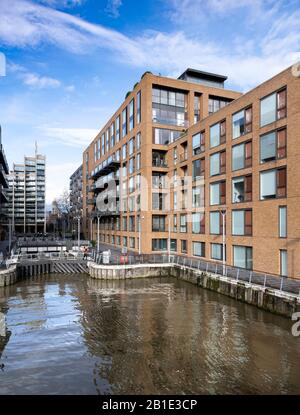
{"left": 0, "top": 145, "right": 9, "bottom": 175}
{"left": 90, "top": 156, "right": 120, "bottom": 180}
{"left": 179, "top": 153, "right": 188, "bottom": 163}
{"left": 0, "top": 167, "right": 9, "bottom": 188}
{"left": 152, "top": 158, "right": 168, "bottom": 168}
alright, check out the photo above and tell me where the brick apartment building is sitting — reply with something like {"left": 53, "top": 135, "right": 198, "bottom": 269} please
{"left": 82, "top": 65, "right": 300, "bottom": 278}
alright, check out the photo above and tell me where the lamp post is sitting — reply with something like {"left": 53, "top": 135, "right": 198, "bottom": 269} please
{"left": 219, "top": 207, "right": 227, "bottom": 276}
{"left": 74, "top": 214, "right": 81, "bottom": 252}
{"left": 97, "top": 215, "right": 100, "bottom": 252}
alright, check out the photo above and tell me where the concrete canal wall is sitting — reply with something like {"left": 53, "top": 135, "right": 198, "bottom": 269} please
{"left": 0, "top": 266, "right": 18, "bottom": 287}
{"left": 88, "top": 262, "right": 300, "bottom": 318}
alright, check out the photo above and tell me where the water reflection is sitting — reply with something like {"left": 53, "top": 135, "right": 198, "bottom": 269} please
{"left": 0, "top": 274, "right": 299, "bottom": 395}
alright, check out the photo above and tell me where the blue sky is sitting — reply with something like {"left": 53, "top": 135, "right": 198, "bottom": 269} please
{"left": 0, "top": 0, "right": 299, "bottom": 204}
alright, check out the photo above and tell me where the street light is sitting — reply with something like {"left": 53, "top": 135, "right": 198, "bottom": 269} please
{"left": 74, "top": 214, "right": 81, "bottom": 252}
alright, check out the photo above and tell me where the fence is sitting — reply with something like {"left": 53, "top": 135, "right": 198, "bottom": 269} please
{"left": 90, "top": 250, "right": 300, "bottom": 297}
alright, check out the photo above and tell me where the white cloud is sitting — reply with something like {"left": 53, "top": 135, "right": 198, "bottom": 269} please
{"left": 8, "top": 62, "right": 61, "bottom": 89}
{"left": 105, "top": 0, "right": 122, "bottom": 18}
{"left": 40, "top": 127, "right": 99, "bottom": 147}
{"left": 0, "top": 0, "right": 299, "bottom": 90}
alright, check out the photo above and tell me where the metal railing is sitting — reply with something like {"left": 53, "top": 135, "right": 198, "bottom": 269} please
{"left": 89, "top": 251, "right": 300, "bottom": 297}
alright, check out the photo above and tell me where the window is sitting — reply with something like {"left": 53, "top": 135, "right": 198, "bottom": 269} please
{"left": 260, "top": 128, "right": 287, "bottom": 163}
{"left": 211, "top": 243, "right": 225, "bottom": 260}
{"left": 192, "top": 131, "right": 205, "bottom": 155}
{"left": 210, "top": 181, "right": 226, "bottom": 206}
{"left": 194, "top": 94, "right": 201, "bottom": 123}
{"left": 152, "top": 128, "right": 181, "bottom": 145}
{"left": 232, "top": 210, "right": 252, "bottom": 236}
{"left": 136, "top": 132, "right": 141, "bottom": 150}
{"left": 210, "top": 211, "right": 220, "bottom": 234}
{"left": 210, "top": 151, "right": 226, "bottom": 176}
{"left": 152, "top": 238, "right": 167, "bottom": 251}
{"left": 128, "top": 176, "right": 135, "bottom": 193}
{"left": 152, "top": 87, "right": 187, "bottom": 127}
{"left": 106, "top": 129, "right": 109, "bottom": 152}
{"left": 232, "top": 141, "right": 252, "bottom": 171}
{"left": 180, "top": 214, "right": 187, "bottom": 233}
{"left": 122, "top": 144, "right": 127, "bottom": 160}
{"left": 137, "top": 91, "right": 141, "bottom": 124}
{"left": 152, "top": 193, "right": 166, "bottom": 210}
{"left": 123, "top": 236, "right": 128, "bottom": 247}
{"left": 233, "top": 246, "right": 253, "bottom": 270}
{"left": 192, "top": 212, "right": 205, "bottom": 234}
{"left": 170, "top": 239, "right": 177, "bottom": 251}
{"left": 210, "top": 120, "right": 226, "bottom": 148}
{"left": 260, "top": 168, "right": 286, "bottom": 200}
{"left": 122, "top": 107, "right": 127, "bottom": 137}
{"left": 279, "top": 206, "right": 287, "bottom": 238}
{"left": 181, "top": 240, "right": 187, "bottom": 254}
{"left": 280, "top": 250, "right": 288, "bottom": 276}
{"left": 193, "top": 242, "right": 205, "bottom": 257}
{"left": 136, "top": 153, "right": 141, "bottom": 171}
{"left": 116, "top": 116, "right": 120, "bottom": 143}
{"left": 209, "top": 96, "right": 231, "bottom": 115}
{"left": 152, "top": 173, "right": 166, "bottom": 189}
{"left": 122, "top": 216, "right": 127, "bottom": 231}
{"left": 152, "top": 151, "right": 167, "bottom": 167}
{"left": 173, "top": 147, "right": 177, "bottom": 165}
{"left": 129, "top": 99, "right": 134, "bottom": 131}
{"left": 110, "top": 122, "right": 115, "bottom": 148}
{"left": 129, "top": 216, "right": 135, "bottom": 232}
{"left": 192, "top": 186, "right": 205, "bottom": 208}
{"left": 260, "top": 88, "right": 287, "bottom": 127}
{"left": 152, "top": 215, "right": 166, "bottom": 232}
{"left": 129, "top": 137, "right": 135, "bottom": 155}
{"left": 232, "top": 175, "right": 252, "bottom": 203}
{"left": 192, "top": 158, "right": 205, "bottom": 180}
{"left": 101, "top": 134, "right": 105, "bottom": 155}
{"left": 232, "top": 107, "right": 252, "bottom": 139}
{"left": 129, "top": 237, "right": 135, "bottom": 249}
{"left": 122, "top": 162, "right": 127, "bottom": 177}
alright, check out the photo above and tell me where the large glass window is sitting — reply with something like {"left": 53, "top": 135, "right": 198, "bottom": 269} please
{"left": 122, "top": 107, "right": 127, "bottom": 137}
{"left": 260, "top": 168, "right": 286, "bottom": 200}
{"left": 232, "top": 175, "right": 252, "bottom": 203}
{"left": 129, "top": 137, "right": 135, "bottom": 155}
{"left": 192, "top": 186, "right": 204, "bottom": 208}
{"left": 192, "top": 212, "right": 205, "bottom": 234}
{"left": 192, "top": 131, "right": 205, "bottom": 155}
{"left": 194, "top": 94, "right": 201, "bottom": 123}
{"left": 233, "top": 246, "right": 253, "bottom": 270}
{"left": 211, "top": 243, "right": 224, "bottom": 260}
{"left": 210, "top": 211, "right": 220, "bottom": 234}
{"left": 129, "top": 99, "right": 134, "bottom": 131}
{"left": 209, "top": 96, "right": 231, "bottom": 115}
{"left": 136, "top": 132, "right": 141, "bottom": 150}
{"left": 232, "top": 107, "right": 252, "bottom": 139}
{"left": 153, "top": 128, "right": 181, "bottom": 145}
{"left": 232, "top": 141, "right": 252, "bottom": 171}
{"left": 152, "top": 239, "right": 167, "bottom": 251}
{"left": 192, "top": 159, "right": 204, "bottom": 181}
{"left": 193, "top": 241, "right": 205, "bottom": 257}
{"left": 280, "top": 250, "right": 288, "bottom": 276}
{"left": 137, "top": 91, "right": 141, "bottom": 124}
{"left": 260, "top": 89, "right": 287, "bottom": 127}
{"left": 232, "top": 210, "right": 252, "bottom": 236}
{"left": 210, "top": 152, "right": 225, "bottom": 176}
{"left": 152, "top": 87, "right": 187, "bottom": 127}
{"left": 181, "top": 240, "right": 187, "bottom": 253}
{"left": 152, "top": 193, "right": 166, "bottom": 210}
{"left": 116, "top": 115, "right": 120, "bottom": 143}
{"left": 152, "top": 215, "right": 166, "bottom": 232}
{"left": 210, "top": 181, "right": 226, "bottom": 206}
{"left": 279, "top": 206, "right": 287, "bottom": 238}
{"left": 180, "top": 214, "right": 187, "bottom": 233}
{"left": 122, "top": 144, "right": 127, "bottom": 160}
{"left": 210, "top": 121, "right": 226, "bottom": 148}
{"left": 260, "top": 128, "right": 287, "bottom": 163}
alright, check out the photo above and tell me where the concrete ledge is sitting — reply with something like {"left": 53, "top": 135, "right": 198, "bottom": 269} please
{"left": 88, "top": 262, "right": 300, "bottom": 318}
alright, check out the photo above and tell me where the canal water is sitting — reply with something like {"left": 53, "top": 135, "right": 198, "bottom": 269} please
{"left": 0, "top": 274, "right": 299, "bottom": 395}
